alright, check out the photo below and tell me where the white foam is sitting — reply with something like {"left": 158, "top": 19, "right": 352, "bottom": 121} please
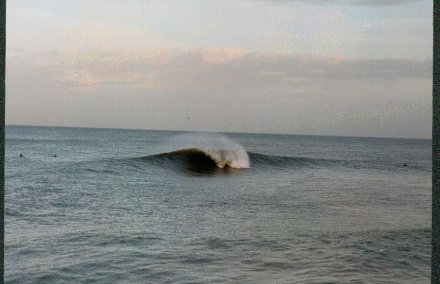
{"left": 166, "top": 132, "right": 250, "bottom": 169}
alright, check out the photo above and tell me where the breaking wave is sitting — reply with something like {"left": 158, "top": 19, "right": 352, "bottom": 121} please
{"left": 144, "top": 132, "right": 250, "bottom": 172}
{"left": 142, "top": 149, "right": 319, "bottom": 172}
{"left": 152, "top": 147, "right": 250, "bottom": 169}
{"left": 121, "top": 133, "right": 325, "bottom": 174}
{"left": 61, "top": 133, "right": 327, "bottom": 175}
{"left": 70, "top": 133, "right": 396, "bottom": 175}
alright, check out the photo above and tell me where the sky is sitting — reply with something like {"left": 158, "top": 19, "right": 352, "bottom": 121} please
{"left": 6, "top": 0, "right": 432, "bottom": 138}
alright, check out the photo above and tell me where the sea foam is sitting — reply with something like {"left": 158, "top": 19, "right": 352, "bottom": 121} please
{"left": 164, "top": 132, "right": 250, "bottom": 169}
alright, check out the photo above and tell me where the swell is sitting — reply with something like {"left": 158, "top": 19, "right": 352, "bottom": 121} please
{"left": 140, "top": 148, "right": 249, "bottom": 174}
{"left": 47, "top": 150, "right": 327, "bottom": 177}
{"left": 247, "top": 152, "right": 323, "bottom": 169}
{"left": 131, "top": 149, "right": 425, "bottom": 174}
{"left": 134, "top": 148, "right": 323, "bottom": 174}
{"left": 50, "top": 149, "right": 430, "bottom": 176}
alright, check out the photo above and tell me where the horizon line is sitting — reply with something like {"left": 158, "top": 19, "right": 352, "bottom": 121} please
{"left": 5, "top": 123, "right": 432, "bottom": 141}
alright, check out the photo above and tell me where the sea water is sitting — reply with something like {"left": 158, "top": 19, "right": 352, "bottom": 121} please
{"left": 5, "top": 126, "right": 431, "bottom": 283}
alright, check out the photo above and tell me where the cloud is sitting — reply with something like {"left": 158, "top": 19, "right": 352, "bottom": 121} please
{"left": 8, "top": 16, "right": 430, "bottom": 99}
{"left": 5, "top": 1, "right": 432, "bottom": 138}
{"left": 6, "top": 43, "right": 431, "bottom": 138}
{"left": 39, "top": 20, "right": 429, "bottom": 88}
{"left": 37, "top": 48, "right": 430, "bottom": 88}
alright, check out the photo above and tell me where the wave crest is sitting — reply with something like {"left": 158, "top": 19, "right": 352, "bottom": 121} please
{"left": 145, "top": 147, "right": 248, "bottom": 174}
{"left": 159, "top": 133, "right": 250, "bottom": 170}
{"left": 201, "top": 148, "right": 249, "bottom": 169}
{"left": 128, "top": 133, "right": 327, "bottom": 174}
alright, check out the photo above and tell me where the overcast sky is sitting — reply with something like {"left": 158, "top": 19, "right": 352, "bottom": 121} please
{"left": 6, "top": 0, "right": 432, "bottom": 138}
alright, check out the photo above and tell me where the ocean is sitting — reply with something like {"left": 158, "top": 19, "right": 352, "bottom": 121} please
{"left": 4, "top": 125, "right": 431, "bottom": 283}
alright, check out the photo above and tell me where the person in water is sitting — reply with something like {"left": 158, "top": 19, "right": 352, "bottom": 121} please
{"left": 19, "top": 154, "right": 23, "bottom": 157}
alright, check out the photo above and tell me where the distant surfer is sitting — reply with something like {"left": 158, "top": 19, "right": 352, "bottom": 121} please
{"left": 53, "top": 154, "right": 57, "bottom": 157}
{"left": 404, "top": 163, "right": 407, "bottom": 167}
{"left": 19, "top": 154, "right": 23, "bottom": 158}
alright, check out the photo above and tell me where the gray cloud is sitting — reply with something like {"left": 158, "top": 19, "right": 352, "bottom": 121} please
{"left": 5, "top": 0, "right": 432, "bottom": 138}
{"left": 228, "top": 55, "right": 431, "bottom": 81}
{"left": 31, "top": 49, "right": 431, "bottom": 88}
{"left": 6, "top": 49, "right": 432, "bottom": 138}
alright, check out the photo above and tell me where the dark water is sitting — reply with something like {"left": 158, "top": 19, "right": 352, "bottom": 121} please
{"left": 5, "top": 126, "right": 431, "bottom": 283}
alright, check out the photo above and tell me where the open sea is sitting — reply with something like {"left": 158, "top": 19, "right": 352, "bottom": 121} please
{"left": 5, "top": 125, "right": 431, "bottom": 283}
